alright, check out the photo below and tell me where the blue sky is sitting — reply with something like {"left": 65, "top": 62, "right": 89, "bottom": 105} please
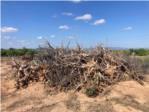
{"left": 1, "top": 1, "right": 149, "bottom": 48}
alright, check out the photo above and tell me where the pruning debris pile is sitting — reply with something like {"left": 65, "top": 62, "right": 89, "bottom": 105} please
{"left": 12, "top": 43, "right": 144, "bottom": 94}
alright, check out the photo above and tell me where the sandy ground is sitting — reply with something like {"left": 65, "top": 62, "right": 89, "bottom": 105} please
{"left": 1, "top": 61, "right": 149, "bottom": 112}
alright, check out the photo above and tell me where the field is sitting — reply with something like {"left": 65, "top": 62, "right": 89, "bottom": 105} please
{"left": 1, "top": 54, "right": 149, "bottom": 112}
{"left": 1, "top": 1, "right": 149, "bottom": 112}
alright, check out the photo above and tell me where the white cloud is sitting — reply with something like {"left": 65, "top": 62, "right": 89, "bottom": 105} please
{"left": 50, "top": 35, "right": 55, "bottom": 38}
{"left": 37, "top": 36, "right": 43, "bottom": 40}
{"left": 123, "top": 26, "right": 133, "bottom": 31}
{"left": 59, "top": 25, "right": 70, "bottom": 30}
{"left": 93, "top": 19, "right": 106, "bottom": 25}
{"left": 1, "top": 26, "right": 18, "bottom": 33}
{"left": 75, "top": 14, "right": 92, "bottom": 21}
{"left": 62, "top": 12, "right": 73, "bottom": 16}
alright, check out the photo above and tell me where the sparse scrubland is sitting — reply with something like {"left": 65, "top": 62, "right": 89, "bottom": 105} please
{"left": 1, "top": 43, "right": 149, "bottom": 112}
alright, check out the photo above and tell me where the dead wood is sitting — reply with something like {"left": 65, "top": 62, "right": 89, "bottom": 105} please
{"left": 11, "top": 43, "right": 144, "bottom": 94}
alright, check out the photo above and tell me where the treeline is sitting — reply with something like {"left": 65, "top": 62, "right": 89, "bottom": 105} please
{"left": 114, "top": 48, "right": 149, "bottom": 56}
{"left": 1, "top": 48, "right": 37, "bottom": 56}
{"left": 1, "top": 48, "right": 149, "bottom": 57}
{"left": 129, "top": 48, "right": 149, "bottom": 56}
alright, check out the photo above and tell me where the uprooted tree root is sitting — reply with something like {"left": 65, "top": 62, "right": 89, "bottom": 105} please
{"left": 11, "top": 43, "right": 144, "bottom": 95}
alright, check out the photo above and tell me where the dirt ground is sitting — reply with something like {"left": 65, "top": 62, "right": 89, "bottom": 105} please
{"left": 1, "top": 60, "right": 149, "bottom": 112}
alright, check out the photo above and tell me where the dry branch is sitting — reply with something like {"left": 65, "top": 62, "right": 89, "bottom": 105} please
{"left": 12, "top": 43, "right": 144, "bottom": 94}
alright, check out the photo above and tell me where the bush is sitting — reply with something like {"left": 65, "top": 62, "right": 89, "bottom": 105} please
{"left": 85, "top": 87, "right": 99, "bottom": 97}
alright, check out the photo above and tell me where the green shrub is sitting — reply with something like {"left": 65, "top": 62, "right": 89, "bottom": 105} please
{"left": 85, "top": 87, "right": 98, "bottom": 97}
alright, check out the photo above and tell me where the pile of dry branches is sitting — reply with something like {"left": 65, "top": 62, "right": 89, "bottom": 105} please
{"left": 12, "top": 43, "right": 144, "bottom": 93}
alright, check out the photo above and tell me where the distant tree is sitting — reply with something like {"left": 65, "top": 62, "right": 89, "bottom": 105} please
{"left": 129, "top": 48, "right": 149, "bottom": 56}
{"left": 1, "top": 48, "right": 37, "bottom": 57}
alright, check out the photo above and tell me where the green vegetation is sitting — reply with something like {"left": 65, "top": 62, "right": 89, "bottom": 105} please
{"left": 1, "top": 48, "right": 149, "bottom": 57}
{"left": 129, "top": 48, "right": 149, "bottom": 56}
{"left": 1, "top": 48, "right": 37, "bottom": 56}
{"left": 113, "top": 48, "right": 149, "bottom": 56}
{"left": 85, "top": 87, "right": 99, "bottom": 97}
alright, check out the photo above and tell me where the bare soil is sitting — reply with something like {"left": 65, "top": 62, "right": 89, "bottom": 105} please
{"left": 1, "top": 60, "right": 149, "bottom": 112}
